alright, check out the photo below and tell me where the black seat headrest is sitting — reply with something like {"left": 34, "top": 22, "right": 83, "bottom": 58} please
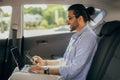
{"left": 99, "top": 20, "right": 120, "bottom": 36}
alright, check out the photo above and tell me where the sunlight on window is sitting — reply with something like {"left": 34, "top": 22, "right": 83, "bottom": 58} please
{"left": 24, "top": 4, "right": 70, "bottom": 37}
{"left": 0, "top": 6, "right": 12, "bottom": 39}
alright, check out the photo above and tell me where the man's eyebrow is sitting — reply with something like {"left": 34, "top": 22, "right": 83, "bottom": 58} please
{"left": 68, "top": 15, "right": 75, "bottom": 17}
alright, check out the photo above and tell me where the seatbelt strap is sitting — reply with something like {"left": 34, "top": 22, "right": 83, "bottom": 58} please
{"left": 12, "top": 28, "right": 17, "bottom": 47}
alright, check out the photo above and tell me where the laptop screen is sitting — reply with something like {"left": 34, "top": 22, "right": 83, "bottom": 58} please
{"left": 11, "top": 47, "right": 25, "bottom": 70}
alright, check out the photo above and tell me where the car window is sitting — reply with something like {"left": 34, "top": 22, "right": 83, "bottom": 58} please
{"left": 0, "top": 6, "right": 12, "bottom": 39}
{"left": 23, "top": 4, "right": 70, "bottom": 37}
{"left": 89, "top": 8, "right": 106, "bottom": 29}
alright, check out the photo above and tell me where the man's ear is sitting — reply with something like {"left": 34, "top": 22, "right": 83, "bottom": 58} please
{"left": 78, "top": 16, "right": 83, "bottom": 23}
{"left": 77, "top": 16, "right": 82, "bottom": 21}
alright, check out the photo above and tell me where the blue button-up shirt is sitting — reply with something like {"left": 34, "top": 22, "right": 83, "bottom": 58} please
{"left": 59, "top": 25, "right": 98, "bottom": 80}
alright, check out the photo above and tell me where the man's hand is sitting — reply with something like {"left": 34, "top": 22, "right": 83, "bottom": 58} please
{"left": 33, "top": 56, "right": 45, "bottom": 66}
{"left": 29, "top": 64, "right": 44, "bottom": 74}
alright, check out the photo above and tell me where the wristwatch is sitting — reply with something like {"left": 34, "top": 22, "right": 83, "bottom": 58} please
{"left": 43, "top": 66, "right": 49, "bottom": 74}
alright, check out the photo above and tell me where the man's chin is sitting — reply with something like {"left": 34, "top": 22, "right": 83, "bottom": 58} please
{"left": 70, "top": 28, "right": 75, "bottom": 32}
{"left": 70, "top": 29, "right": 74, "bottom": 32}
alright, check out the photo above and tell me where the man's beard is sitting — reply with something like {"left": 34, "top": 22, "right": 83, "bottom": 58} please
{"left": 70, "top": 26, "right": 76, "bottom": 31}
{"left": 70, "top": 21, "right": 79, "bottom": 31}
{"left": 70, "top": 24, "right": 78, "bottom": 32}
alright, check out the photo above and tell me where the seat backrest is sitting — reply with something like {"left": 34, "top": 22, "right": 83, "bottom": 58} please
{"left": 86, "top": 20, "right": 120, "bottom": 80}
{"left": 102, "top": 40, "right": 120, "bottom": 80}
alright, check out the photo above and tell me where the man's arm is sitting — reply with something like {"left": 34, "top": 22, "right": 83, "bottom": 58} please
{"left": 45, "top": 59, "right": 61, "bottom": 66}
{"left": 29, "top": 63, "right": 61, "bottom": 75}
{"left": 33, "top": 56, "right": 62, "bottom": 66}
{"left": 48, "top": 66, "right": 60, "bottom": 75}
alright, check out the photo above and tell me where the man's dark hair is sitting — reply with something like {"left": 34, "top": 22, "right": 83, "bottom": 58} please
{"left": 68, "top": 4, "right": 91, "bottom": 22}
{"left": 87, "top": 6, "right": 95, "bottom": 16}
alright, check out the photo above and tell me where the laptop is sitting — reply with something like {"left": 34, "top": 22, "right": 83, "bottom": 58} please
{"left": 11, "top": 47, "right": 31, "bottom": 72}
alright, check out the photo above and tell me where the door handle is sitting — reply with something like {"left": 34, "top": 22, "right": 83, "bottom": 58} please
{"left": 36, "top": 40, "right": 48, "bottom": 44}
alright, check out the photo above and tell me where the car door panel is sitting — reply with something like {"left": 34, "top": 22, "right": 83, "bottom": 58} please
{"left": 23, "top": 33, "right": 73, "bottom": 59}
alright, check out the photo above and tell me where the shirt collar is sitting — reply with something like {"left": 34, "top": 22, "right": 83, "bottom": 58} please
{"left": 72, "top": 24, "right": 89, "bottom": 40}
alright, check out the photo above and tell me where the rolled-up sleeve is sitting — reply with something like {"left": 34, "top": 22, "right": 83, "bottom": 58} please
{"left": 59, "top": 32, "right": 97, "bottom": 79}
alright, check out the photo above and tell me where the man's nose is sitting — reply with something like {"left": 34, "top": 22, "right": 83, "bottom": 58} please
{"left": 66, "top": 19, "right": 70, "bottom": 25}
